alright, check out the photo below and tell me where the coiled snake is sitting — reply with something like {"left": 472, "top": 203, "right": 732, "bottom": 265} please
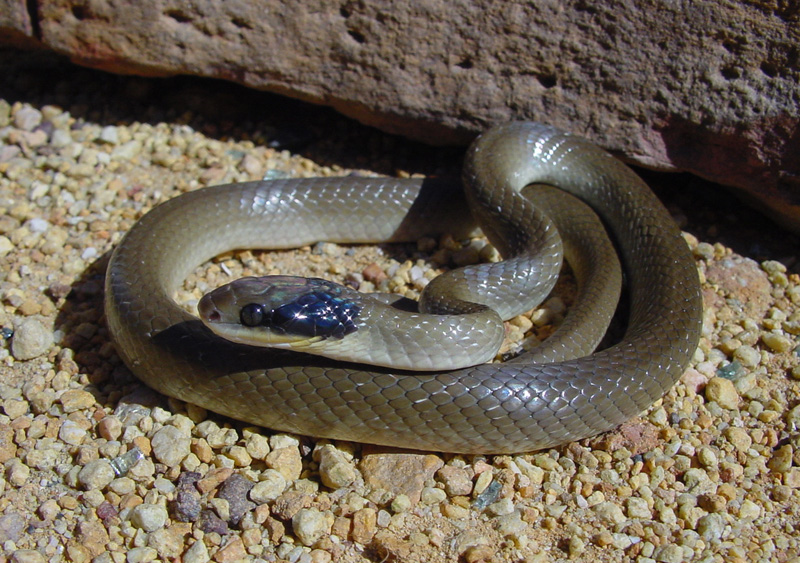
{"left": 105, "top": 122, "right": 702, "bottom": 454}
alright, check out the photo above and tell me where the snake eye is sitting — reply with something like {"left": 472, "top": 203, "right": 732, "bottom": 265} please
{"left": 240, "top": 303, "right": 265, "bottom": 327}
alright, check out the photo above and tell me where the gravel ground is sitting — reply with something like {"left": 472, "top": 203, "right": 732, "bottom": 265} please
{"left": 1, "top": 48, "right": 800, "bottom": 563}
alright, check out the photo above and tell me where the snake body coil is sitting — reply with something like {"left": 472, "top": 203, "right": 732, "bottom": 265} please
{"left": 105, "top": 122, "right": 702, "bottom": 454}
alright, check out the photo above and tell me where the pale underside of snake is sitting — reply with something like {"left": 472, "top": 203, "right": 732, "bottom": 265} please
{"left": 105, "top": 121, "right": 703, "bottom": 454}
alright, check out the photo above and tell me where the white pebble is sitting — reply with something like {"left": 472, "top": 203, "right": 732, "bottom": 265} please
{"left": 317, "top": 445, "right": 357, "bottom": 489}
{"left": 58, "top": 419, "right": 87, "bottom": 446}
{"left": 182, "top": 540, "right": 209, "bottom": 563}
{"left": 81, "top": 247, "right": 98, "bottom": 261}
{"left": 292, "top": 508, "right": 333, "bottom": 546}
{"left": 27, "top": 218, "right": 50, "bottom": 233}
{"left": 13, "top": 106, "right": 42, "bottom": 131}
{"left": 0, "top": 235, "right": 13, "bottom": 256}
{"left": 150, "top": 425, "right": 191, "bottom": 466}
{"left": 696, "top": 512, "right": 725, "bottom": 541}
{"left": 129, "top": 503, "right": 168, "bottom": 532}
{"left": 126, "top": 546, "right": 157, "bottom": 563}
{"left": 50, "top": 128, "right": 73, "bottom": 148}
{"left": 77, "top": 459, "right": 115, "bottom": 490}
{"left": 593, "top": 501, "right": 626, "bottom": 524}
{"left": 487, "top": 498, "right": 515, "bottom": 516}
{"left": 626, "top": 497, "right": 651, "bottom": 519}
{"left": 250, "top": 469, "right": 287, "bottom": 503}
{"left": 99, "top": 125, "right": 120, "bottom": 144}
{"left": 9, "top": 551, "right": 45, "bottom": 563}
{"left": 11, "top": 319, "right": 54, "bottom": 361}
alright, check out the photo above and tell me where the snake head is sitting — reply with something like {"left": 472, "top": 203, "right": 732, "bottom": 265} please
{"left": 198, "top": 275, "right": 361, "bottom": 347}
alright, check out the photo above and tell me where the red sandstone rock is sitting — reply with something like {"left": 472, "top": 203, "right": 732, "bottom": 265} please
{"left": 2, "top": 1, "right": 799, "bottom": 230}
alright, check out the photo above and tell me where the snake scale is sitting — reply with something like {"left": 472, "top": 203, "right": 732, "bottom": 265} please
{"left": 105, "top": 122, "right": 703, "bottom": 454}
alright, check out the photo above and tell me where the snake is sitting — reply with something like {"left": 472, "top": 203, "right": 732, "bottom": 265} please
{"left": 105, "top": 121, "right": 703, "bottom": 454}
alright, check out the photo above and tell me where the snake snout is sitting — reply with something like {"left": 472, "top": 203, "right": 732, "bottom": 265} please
{"left": 197, "top": 294, "right": 223, "bottom": 324}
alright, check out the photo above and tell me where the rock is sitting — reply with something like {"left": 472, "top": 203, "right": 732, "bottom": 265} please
{"left": 58, "top": 419, "right": 87, "bottom": 445}
{"left": 704, "top": 256, "right": 771, "bottom": 318}
{"left": 696, "top": 513, "right": 726, "bottom": 542}
{"left": 196, "top": 509, "right": 228, "bottom": 535}
{"left": 704, "top": 377, "right": 740, "bottom": 410}
{"left": 761, "top": 332, "right": 794, "bottom": 353}
{"left": 97, "top": 416, "right": 123, "bottom": 441}
{"left": 351, "top": 507, "right": 377, "bottom": 544}
{"left": 487, "top": 498, "right": 514, "bottom": 517}
{"left": 216, "top": 473, "right": 255, "bottom": 525}
{"left": 59, "top": 389, "right": 96, "bottom": 412}
{"left": 0, "top": 423, "right": 17, "bottom": 463}
{"left": 292, "top": 507, "right": 334, "bottom": 546}
{"left": 724, "top": 427, "right": 753, "bottom": 453}
{"left": 359, "top": 452, "right": 444, "bottom": 505}
{"left": 10, "top": 550, "right": 45, "bottom": 563}
{"left": 182, "top": 540, "right": 209, "bottom": 563}
{"left": 167, "top": 473, "right": 202, "bottom": 523}
{"left": 249, "top": 469, "right": 287, "bottom": 504}
{"left": 593, "top": 501, "right": 626, "bottom": 525}
{"left": 0, "top": 512, "right": 25, "bottom": 543}
{"left": 4, "top": 2, "right": 798, "bottom": 230}
{"left": 98, "top": 125, "right": 119, "bottom": 144}
{"left": 126, "top": 547, "right": 157, "bottom": 563}
{"left": 147, "top": 526, "right": 186, "bottom": 559}
{"left": 244, "top": 432, "right": 270, "bottom": 460}
{"left": 317, "top": 444, "right": 358, "bottom": 489}
{"left": 769, "top": 445, "right": 794, "bottom": 473}
{"left": 420, "top": 486, "right": 447, "bottom": 505}
{"left": 169, "top": 488, "right": 202, "bottom": 523}
{"left": 732, "top": 345, "right": 760, "bottom": 369}
{"left": 74, "top": 519, "right": 110, "bottom": 557}
{"left": 150, "top": 425, "right": 191, "bottom": 466}
{"left": 0, "top": 235, "right": 13, "bottom": 256}
{"left": 436, "top": 465, "right": 473, "bottom": 496}
{"left": 271, "top": 491, "right": 313, "bottom": 521}
{"left": 653, "top": 544, "right": 687, "bottom": 563}
{"left": 588, "top": 419, "right": 660, "bottom": 456}
{"left": 10, "top": 319, "right": 53, "bottom": 360}
{"left": 77, "top": 459, "right": 115, "bottom": 490}
{"left": 12, "top": 106, "right": 41, "bottom": 131}
{"left": 626, "top": 497, "right": 652, "bottom": 519}
{"left": 265, "top": 446, "right": 303, "bottom": 481}
{"left": 214, "top": 536, "right": 247, "bottom": 562}
{"left": 129, "top": 503, "right": 168, "bottom": 532}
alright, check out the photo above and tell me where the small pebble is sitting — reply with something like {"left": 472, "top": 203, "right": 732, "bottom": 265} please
{"left": 78, "top": 459, "right": 115, "bottom": 490}
{"left": 696, "top": 512, "right": 725, "bottom": 541}
{"left": 593, "top": 501, "right": 626, "bottom": 525}
{"left": 10, "top": 551, "right": 45, "bottom": 563}
{"left": 292, "top": 508, "right": 334, "bottom": 546}
{"left": 126, "top": 546, "right": 157, "bottom": 563}
{"left": 129, "top": 503, "right": 168, "bottom": 532}
{"left": 704, "top": 377, "right": 740, "bottom": 409}
{"left": 58, "top": 419, "right": 87, "bottom": 445}
{"left": 732, "top": 345, "right": 761, "bottom": 368}
{"left": 99, "top": 125, "right": 119, "bottom": 144}
{"left": 250, "top": 469, "right": 288, "bottom": 503}
{"left": 182, "top": 540, "right": 209, "bottom": 563}
{"left": 150, "top": 425, "right": 191, "bottom": 466}
{"left": 217, "top": 473, "right": 255, "bottom": 525}
{"left": 10, "top": 319, "right": 53, "bottom": 360}
{"left": 724, "top": 427, "right": 753, "bottom": 452}
{"left": 13, "top": 106, "right": 42, "bottom": 130}
{"left": 317, "top": 444, "right": 358, "bottom": 489}
{"left": 762, "top": 332, "right": 794, "bottom": 353}
{"left": 59, "top": 389, "right": 96, "bottom": 412}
